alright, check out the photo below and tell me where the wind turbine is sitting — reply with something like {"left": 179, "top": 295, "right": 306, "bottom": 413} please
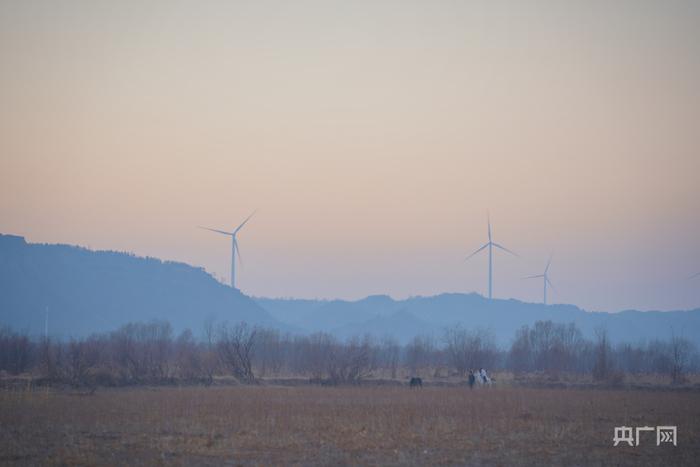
{"left": 524, "top": 256, "right": 554, "bottom": 305}
{"left": 199, "top": 211, "right": 256, "bottom": 289}
{"left": 689, "top": 272, "right": 700, "bottom": 280}
{"left": 465, "top": 216, "right": 517, "bottom": 299}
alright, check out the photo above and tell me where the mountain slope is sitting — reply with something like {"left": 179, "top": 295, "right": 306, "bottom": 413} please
{"left": 256, "top": 293, "right": 700, "bottom": 347}
{"left": 3, "top": 233, "right": 699, "bottom": 347}
{"left": 0, "top": 234, "right": 279, "bottom": 337}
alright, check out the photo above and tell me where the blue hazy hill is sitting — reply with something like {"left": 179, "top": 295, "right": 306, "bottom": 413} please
{"left": 255, "top": 293, "right": 700, "bottom": 347}
{"left": 255, "top": 294, "right": 404, "bottom": 333}
{"left": 0, "top": 234, "right": 279, "bottom": 338}
{"left": 2, "top": 233, "right": 699, "bottom": 347}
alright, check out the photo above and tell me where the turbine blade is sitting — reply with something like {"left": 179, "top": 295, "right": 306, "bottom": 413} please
{"left": 492, "top": 242, "right": 518, "bottom": 257}
{"left": 487, "top": 213, "right": 492, "bottom": 242}
{"left": 465, "top": 243, "right": 489, "bottom": 261}
{"left": 233, "top": 210, "right": 257, "bottom": 235}
{"left": 546, "top": 276, "right": 555, "bottom": 290}
{"left": 198, "top": 226, "right": 233, "bottom": 236}
{"left": 545, "top": 254, "right": 553, "bottom": 273}
{"left": 523, "top": 274, "right": 544, "bottom": 279}
{"left": 689, "top": 272, "right": 700, "bottom": 280}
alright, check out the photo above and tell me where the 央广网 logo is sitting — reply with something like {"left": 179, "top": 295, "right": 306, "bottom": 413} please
{"left": 613, "top": 426, "right": 677, "bottom": 447}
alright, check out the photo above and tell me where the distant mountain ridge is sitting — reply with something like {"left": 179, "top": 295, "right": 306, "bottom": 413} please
{"left": 0, "top": 234, "right": 279, "bottom": 338}
{"left": 255, "top": 294, "right": 700, "bottom": 347}
{"left": 2, "top": 233, "right": 699, "bottom": 347}
{"left": 255, "top": 294, "right": 405, "bottom": 332}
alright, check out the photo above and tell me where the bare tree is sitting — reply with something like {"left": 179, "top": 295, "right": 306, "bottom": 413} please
{"left": 592, "top": 327, "right": 613, "bottom": 381}
{"left": 199, "top": 317, "right": 220, "bottom": 384}
{"left": 326, "top": 336, "right": 375, "bottom": 385}
{"left": 174, "top": 329, "right": 206, "bottom": 381}
{"left": 616, "top": 342, "right": 646, "bottom": 375}
{"left": 670, "top": 333, "right": 693, "bottom": 385}
{"left": 300, "top": 332, "right": 335, "bottom": 380}
{"left": 39, "top": 337, "right": 63, "bottom": 382}
{"left": 216, "top": 322, "right": 257, "bottom": 383}
{"left": 444, "top": 326, "right": 497, "bottom": 376}
{"left": 109, "top": 321, "right": 173, "bottom": 383}
{"left": 404, "top": 335, "right": 436, "bottom": 377}
{"left": 509, "top": 326, "right": 532, "bottom": 374}
{"left": 65, "top": 337, "right": 100, "bottom": 389}
{"left": 507, "top": 321, "right": 591, "bottom": 376}
{"left": 2, "top": 317, "right": 699, "bottom": 389}
{"left": 379, "top": 336, "right": 401, "bottom": 379}
{"left": 203, "top": 315, "right": 216, "bottom": 349}
{"left": 0, "top": 327, "right": 32, "bottom": 375}
{"left": 255, "top": 328, "right": 284, "bottom": 377}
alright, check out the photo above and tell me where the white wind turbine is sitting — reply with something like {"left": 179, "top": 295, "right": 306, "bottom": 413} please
{"left": 465, "top": 216, "right": 517, "bottom": 300}
{"left": 524, "top": 255, "right": 555, "bottom": 305}
{"left": 199, "top": 211, "right": 256, "bottom": 289}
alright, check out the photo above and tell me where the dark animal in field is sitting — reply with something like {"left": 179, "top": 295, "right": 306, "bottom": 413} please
{"left": 409, "top": 377, "right": 422, "bottom": 388}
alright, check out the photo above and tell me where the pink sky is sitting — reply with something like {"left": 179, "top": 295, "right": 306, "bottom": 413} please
{"left": 1, "top": 1, "right": 699, "bottom": 311}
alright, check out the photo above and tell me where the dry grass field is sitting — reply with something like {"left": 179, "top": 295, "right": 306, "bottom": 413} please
{"left": 2, "top": 384, "right": 699, "bottom": 466}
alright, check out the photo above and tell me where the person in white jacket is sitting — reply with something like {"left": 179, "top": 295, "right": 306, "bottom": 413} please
{"left": 479, "top": 368, "right": 491, "bottom": 385}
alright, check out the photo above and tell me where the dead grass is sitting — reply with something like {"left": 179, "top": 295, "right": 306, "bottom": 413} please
{"left": 1, "top": 384, "right": 699, "bottom": 465}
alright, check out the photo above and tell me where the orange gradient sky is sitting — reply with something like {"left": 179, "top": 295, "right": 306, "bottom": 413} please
{"left": 1, "top": 0, "right": 699, "bottom": 311}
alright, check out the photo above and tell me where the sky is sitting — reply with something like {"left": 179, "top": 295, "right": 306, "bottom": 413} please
{"left": 1, "top": 0, "right": 699, "bottom": 312}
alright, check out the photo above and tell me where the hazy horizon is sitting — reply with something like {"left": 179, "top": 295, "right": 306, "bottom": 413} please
{"left": 2, "top": 1, "right": 699, "bottom": 312}
{"left": 3, "top": 230, "right": 698, "bottom": 314}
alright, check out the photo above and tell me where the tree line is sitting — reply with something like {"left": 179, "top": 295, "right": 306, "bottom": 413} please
{"left": 0, "top": 320, "right": 697, "bottom": 387}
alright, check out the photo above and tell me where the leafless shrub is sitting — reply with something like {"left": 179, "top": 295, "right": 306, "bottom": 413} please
{"left": 65, "top": 337, "right": 100, "bottom": 388}
{"left": 509, "top": 326, "right": 532, "bottom": 374}
{"left": 39, "top": 337, "right": 64, "bottom": 382}
{"left": 326, "top": 336, "right": 376, "bottom": 385}
{"left": 670, "top": 334, "right": 694, "bottom": 385}
{"left": 110, "top": 321, "right": 173, "bottom": 383}
{"left": 444, "top": 326, "right": 497, "bottom": 377}
{"left": 404, "top": 335, "right": 436, "bottom": 377}
{"left": 254, "top": 328, "right": 284, "bottom": 377}
{"left": 378, "top": 336, "right": 401, "bottom": 379}
{"left": 0, "top": 327, "right": 33, "bottom": 374}
{"left": 216, "top": 322, "right": 257, "bottom": 383}
{"left": 299, "top": 332, "right": 335, "bottom": 380}
{"left": 509, "top": 321, "right": 586, "bottom": 376}
{"left": 174, "top": 329, "right": 208, "bottom": 382}
{"left": 592, "top": 327, "right": 613, "bottom": 381}
{"left": 0, "top": 319, "right": 697, "bottom": 388}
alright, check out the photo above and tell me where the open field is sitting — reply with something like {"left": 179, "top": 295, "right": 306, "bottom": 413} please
{"left": 2, "top": 384, "right": 699, "bottom": 466}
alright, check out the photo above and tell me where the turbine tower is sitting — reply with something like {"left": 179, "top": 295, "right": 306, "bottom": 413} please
{"left": 524, "top": 256, "right": 554, "bottom": 305}
{"left": 199, "top": 211, "right": 256, "bottom": 289}
{"left": 465, "top": 215, "right": 517, "bottom": 299}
